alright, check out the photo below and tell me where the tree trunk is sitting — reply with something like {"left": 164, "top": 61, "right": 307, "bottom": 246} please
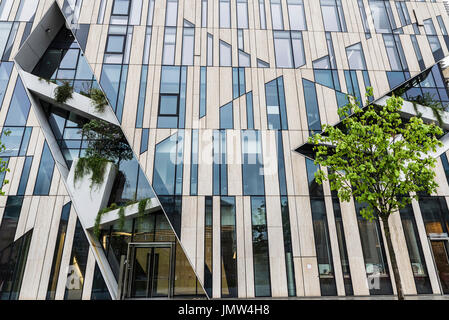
{"left": 381, "top": 215, "right": 405, "bottom": 300}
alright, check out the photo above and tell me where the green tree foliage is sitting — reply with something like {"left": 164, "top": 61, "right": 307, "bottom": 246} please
{"left": 81, "top": 119, "right": 133, "bottom": 167}
{"left": 309, "top": 88, "right": 443, "bottom": 300}
{"left": 54, "top": 81, "right": 73, "bottom": 104}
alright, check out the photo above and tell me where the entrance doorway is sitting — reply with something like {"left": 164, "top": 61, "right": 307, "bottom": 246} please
{"left": 124, "top": 243, "right": 175, "bottom": 299}
{"left": 429, "top": 235, "right": 449, "bottom": 294}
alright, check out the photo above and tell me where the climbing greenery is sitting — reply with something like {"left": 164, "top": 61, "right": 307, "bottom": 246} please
{"left": 74, "top": 156, "right": 111, "bottom": 189}
{"left": 409, "top": 92, "right": 446, "bottom": 127}
{"left": 93, "top": 199, "right": 151, "bottom": 238}
{"left": 54, "top": 81, "right": 73, "bottom": 104}
{"left": 89, "top": 88, "right": 108, "bottom": 113}
{"left": 0, "top": 130, "right": 10, "bottom": 195}
{"left": 309, "top": 87, "right": 443, "bottom": 300}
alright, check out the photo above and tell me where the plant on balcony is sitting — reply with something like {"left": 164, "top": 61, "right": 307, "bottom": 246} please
{"left": 309, "top": 87, "right": 443, "bottom": 300}
{"left": 89, "top": 88, "right": 108, "bottom": 113}
{"left": 54, "top": 81, "right": 73, "bottom": 104}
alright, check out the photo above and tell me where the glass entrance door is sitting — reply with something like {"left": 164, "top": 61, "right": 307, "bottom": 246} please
{"left": 127, "top": 244, "right": 174, "bottom": 299}
{"left": 430, "top": 240, "right": 449, "bottom": 294}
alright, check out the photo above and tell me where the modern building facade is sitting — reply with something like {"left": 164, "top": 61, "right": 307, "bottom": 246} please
{"left": 1, "top": 0, "right": 449, "bottom": 300}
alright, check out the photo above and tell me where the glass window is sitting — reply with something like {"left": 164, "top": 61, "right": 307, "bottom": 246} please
{"left": 0, "top": 196, "right": 24, "bottom": 252}
{"left": 346, "top": 42, "right": 367, "bottom": 70}
{"left": 207, "top": 34, "right": 213, "bottom": 66}
{"left": 182, "top": 22, "right": 194, "bottom": 65}
{"left": 251, "top": 197, "right": 271, "bottom": 297}
{"left": 204, "top": 196, "right": 213, "bottom": 297}
{"left": 106, "top": 35, "right": 125, "bottom": 53}
{"left": 265, "top": 77, "right": 288, "bottom": 130}
{"left": 287, "top": 0, "right": 306, "bottom": 30}
{"left": 220, "top": 102, "right": 234, "bottom": 129}
{"left": 220, "top": 40, "right": 232, "bottom": 67}
{"left": 270, "top": 0, "right": 284, "bottom": 30}
{"left": 320, "top": 0, "right": 347, "bottom": 32}
{"left": 246, "top": 92, "right": 254, "bottom": 129}
{"left": 213, "top": 130, "right": 227, "bottom": 195}
{"left": 190, "top": 130, "right": 199, "bottom": 196}
{"left": 221, "top": 197, "right": 237, "bottom": 297}
{"left": 369, "top": 0, "right": 396, "bottom": 33}
{"left": 242, "top": 131, "right": 265, "bottom": 195}
{"left": 163, "top": 27, "right": 176, "bottom": 65}
{"left": 237, "top": 0, "right": 248, "bottom": 29}
{"left": 200, "top": 67, "right": 207, "bottom": 118}
{"left": 202, "top": 0, "right": 208, "bottom": 27}
{"left": 220, "top": 0, "right": 231, "bottom": 28}
{"left": 112, "top": 0, "right": 130, "bottom": 15}
{"left": 273, "top": 31, "right": 305, "bottom": 68}
{"left": 165, "top": 0, "right": 178, "bottom": 26}
{"left": 33, "top": 142, "right": 55, "bottom": 196}
{"left": 0, "top": 127, "right": 25, "bottom": 157}
{"left": 15, "top": 0, "right": 39, "bottom": 22}
{"left": 64, "top": 219, "right": 89, "bottom": 300}
{"left": 395, "top": 1, "right": 411, "bottom": 26}
{"left": 153, "top": 132, "right": 184, "bottom": 196}
{"left": 302, "top": 79, "right": 322, "bottom": 133}
{"left": 0, "top": 0, "right": 13, "bottom": 21}
{"left": 259, "top": 0, "right": 267, "bottom": 29}
{"left": 383, "top": 34, "right": 407, "bottom": 71}
{"left": 5, "top": 78, "right": 31, "bottom": 127}
{"left": 46, "top": 202, "right": 71, "bottom": 300}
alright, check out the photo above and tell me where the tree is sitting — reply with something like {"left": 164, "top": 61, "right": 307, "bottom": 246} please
{"left": 81, "top": 119, "right": 133, "bottom": 167}
{"left": 309, "top": 87, "right": 443, "bottom": 300}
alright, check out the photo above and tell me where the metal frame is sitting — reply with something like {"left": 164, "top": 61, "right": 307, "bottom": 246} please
{"left": 123, "top": 242, "right": 175, "bottom": 299}
{"left": 427, "top": 234, "right": 449, "bottom": 295}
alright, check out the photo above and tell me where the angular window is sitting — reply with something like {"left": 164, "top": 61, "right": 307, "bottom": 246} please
{"left": 0, "top": 0, "right": 13, "bottom": 21}
{"left": 346, "top": 42, "right": 367, "bottom": 70}
{"left": 357, "top": 0, "right": 371, "bottom": 38}
{"left": 302, "top": 79, "right": 322, "bottom": 133}
{"left": 270, "top": 0, "right": 284, "bottom": 30}
{"left": 153, "top": 131, "right": 184, "bottom": 196}
{"left": 100, "top": 64, "right": 128, "bottom": 122}
{"left": 220, "top": 102, "right": 234, "bottom": 129}
{"left": 0, "top": 127, "right": 25, "bottom": 157}
{"left": 5, "top": 77, "right": 31, "bottom": 127}
{"left": 369, "top": 0, "right": 396, "bottom": 33}
{"left": 320, "top": 0, "right": 347, "bottom": 32}
{"left": 424, "top": 18, "right": 444, "bottom": 62}
{"left": 64, "top": 218, "right": 89, "bottom": 300}
{"left": 220, "top": 0, "right": 231, "bottom": 28}
{"left": 15, "top": 0, "right": 39, "bottom": 22}
{"left": 207, "top": 34, "right": 213, "bottom": 66}
{"left": 287, "top": 0, "right": 306, "bottom": 31}
{"left": 221, "top": 197, "right": 237, "bottom": 297}
{"left": 383, "top": 34, "right": 408, "bottom": 71}
{"left": 136, "top": 65, "right": 148, "bottom": 128}
{"left": 251, "top": 197, "right": 271, "bottom": 297}
{"left": 265, "top": 77, "right": 288, "bottom": 130}
{"left": 395, "top": 1, "right": 411, "bottom": 26}
{"left": 142, "top": 27, "right": 152, "bottom": 64}
{"left": 33, "top": 142, "right": 55, "bottom": 196}
{"left": 147, "top": 0, "right": 155, "bottom": 25}
{"left": 242, "top": 130, "right": 265, "bottom": 196}
{"left": 17, "top": 156, "right": 33, "bottom": 196}
{"left": 140, "top": 129, "right": 149, "bottom": 154}
{"left": 0, "top": 62, "right": 13, "bottom": 108}
{"left": 220, "top": 40, "right": 232, "bottom": 67}
{"left": 46, "top": 202, "right": 71, "bottom": 300}
{"left": 411, "top": 35, "right": 425, "bottom": 71}
{"left": 237, "top": 0, "right": 248, "bottom": 29}
{"left": 280, "top": 197, "right": 296, "bottom": 296}
{"left": 437, "top": 15, "right": 449, "bottom": 51}
{"left": 182, "top": 21, "right": 195, "bottom": 66}
{"left": 0, "top": 196, "right": 24, "bottom": 252}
